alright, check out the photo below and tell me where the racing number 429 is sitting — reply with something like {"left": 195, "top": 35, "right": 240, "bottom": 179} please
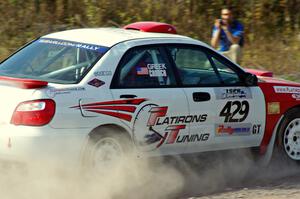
{"left": 219, "top": 101, "right": 250, "bottom": 123}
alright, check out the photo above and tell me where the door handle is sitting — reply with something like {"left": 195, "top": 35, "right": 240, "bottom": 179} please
{"left": 120, "top": 94, "right": 137, "bottom": 98}
{"left": 193, "top": 92, "right": 210, "bottom": 102}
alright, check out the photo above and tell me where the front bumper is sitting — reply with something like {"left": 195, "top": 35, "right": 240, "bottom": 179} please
{"left": 0, "top": 125, "right": 89, "bottom": 166}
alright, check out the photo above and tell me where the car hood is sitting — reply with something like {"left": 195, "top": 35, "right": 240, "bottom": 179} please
{"left": 258, "top": 76, "right": 300, "bottom": 87}
{"left": 245, "top": 68, "right": 300, "bottom": 87}
{"left": 258, "top": 76, "right": 300, "bottom": 103}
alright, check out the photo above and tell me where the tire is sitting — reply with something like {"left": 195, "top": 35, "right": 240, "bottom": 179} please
{"left": 277, "top": 108, "right": 300, "bottom": 162}
{"left": 81, "top": 127, "right": 133, "bottom": 173}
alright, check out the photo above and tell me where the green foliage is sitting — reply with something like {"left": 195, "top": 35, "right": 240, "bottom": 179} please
{"left": 0, "top": 0, "right": 299, "bottom": 78}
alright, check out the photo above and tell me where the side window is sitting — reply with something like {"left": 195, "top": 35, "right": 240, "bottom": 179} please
{"left": 210, "top": 56, "right": 241, "bottom": 85}
{"left": 114, "top": 47, "right": 176, "bottom": 88}
{"left": 167, "top": 46, "right": 222, "bottom": 86}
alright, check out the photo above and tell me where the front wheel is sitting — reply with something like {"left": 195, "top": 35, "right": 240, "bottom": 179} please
{"left": 278, "top": 109, "right": 300, "bottom": 162}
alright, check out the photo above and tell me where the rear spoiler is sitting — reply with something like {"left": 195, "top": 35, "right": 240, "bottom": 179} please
{"left": 0, "top": 76, "right": 48, "bottom": 89}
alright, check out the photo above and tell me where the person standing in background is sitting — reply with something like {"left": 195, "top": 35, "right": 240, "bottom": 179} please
{"left": 211, "top": 7, "right": 244, "bottom": 64}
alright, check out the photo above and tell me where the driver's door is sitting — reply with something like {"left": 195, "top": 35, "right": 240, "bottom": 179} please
{"left": 165, "top": 44, "right": 266, "bottom": 153}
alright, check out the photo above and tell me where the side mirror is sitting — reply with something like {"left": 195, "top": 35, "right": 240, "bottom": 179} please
{"left": 244, "top": 72, "right": 258, "bottom": 86}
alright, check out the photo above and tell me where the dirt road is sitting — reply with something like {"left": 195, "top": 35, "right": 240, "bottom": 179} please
{"left": 179, "top": 151, "right": 300, "bottom": 199}
{"left": 187, "top": 167, "right": 300, "bottom": 199}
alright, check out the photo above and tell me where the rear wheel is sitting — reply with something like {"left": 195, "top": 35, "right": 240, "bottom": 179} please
{"left": 277, "top": 108, "right": 300, "bottom": 162}
{"left": 82, "top": 127, "right": 132, "bottom": 173}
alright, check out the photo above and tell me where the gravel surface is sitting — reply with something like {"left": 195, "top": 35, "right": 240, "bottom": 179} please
{"left": 190, "top": 173, "right": 300, "bottom": 199}
{"left": 178, "top": 151, "right": 300, "bottom": 199}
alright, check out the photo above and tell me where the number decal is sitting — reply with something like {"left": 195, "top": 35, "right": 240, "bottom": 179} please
{"left": 230, "top": 101, "right": 241, "bottom": 122}
{"left": 219, "top": 101, "right": 232, "bottom": 122}
{"left": 219, "top": 101, "right": 249, "bottom": 122}
{"left": 239, "top": 101, "right": 249, "bottom": 122}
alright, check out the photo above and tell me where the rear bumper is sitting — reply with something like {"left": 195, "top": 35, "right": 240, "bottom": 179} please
{"left": 0, "top": 125, "right": 89, "bottom": 165}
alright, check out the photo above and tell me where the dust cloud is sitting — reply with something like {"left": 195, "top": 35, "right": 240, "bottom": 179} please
{"left": 0, "top": 153, "right": 184, "bottom": 199}
{"left": 0, "top": 145, "right": 299, "bottom": 199}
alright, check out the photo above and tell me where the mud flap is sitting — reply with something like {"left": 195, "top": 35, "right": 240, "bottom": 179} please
{"left": 257, "top": 115, "right": 284, "bottom": 166}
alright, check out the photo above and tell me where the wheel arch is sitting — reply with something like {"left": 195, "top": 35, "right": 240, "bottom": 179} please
{"left": 87, "top": 123, "right": 133, "bottom": 144}
{"left": 259, "top": 105, "right": 300, "bottom": 166}
{"left": 276, "top": 105, "right": 300, "bottom": 147}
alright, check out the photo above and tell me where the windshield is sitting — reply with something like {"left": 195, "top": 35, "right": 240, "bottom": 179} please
{"left": 0, "top": 38, "right": 109, "bottom": 84}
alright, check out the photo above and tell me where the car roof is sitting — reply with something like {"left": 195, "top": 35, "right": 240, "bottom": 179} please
{"left": 42, "top": 27, "right": 203, "bottom": 47}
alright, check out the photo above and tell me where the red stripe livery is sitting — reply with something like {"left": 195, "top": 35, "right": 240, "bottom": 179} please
{"left": 71, "top": 98, "right": 147, "bottom": 122}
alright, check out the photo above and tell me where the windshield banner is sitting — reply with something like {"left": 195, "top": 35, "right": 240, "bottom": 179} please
{"left": 38, "top": 38, "right": 109, "bottom": 53}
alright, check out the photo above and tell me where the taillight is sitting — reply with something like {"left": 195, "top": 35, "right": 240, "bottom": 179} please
{"left": 11, "top": 99, "right": 55, "bottom": 126}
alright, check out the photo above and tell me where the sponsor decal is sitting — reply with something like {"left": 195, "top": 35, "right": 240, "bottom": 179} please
{"left": 134, "top": 105, "right": 209, "bottom": 150}
{"left": 146, "top": 106, "right": 207, "bottom": 126}
{"left": 136, "top": 64, "right": 167, "bottom": 77}
{"left": 88, "top": 78, "right": 105, "bottom": 88}
{"left": 155, "top": 115, "right": 207, "bottom": 125}
{"left": 215, "top": 88, "right": 252, "bottom": 100}
{"left": 147, "top": 64, "right": 167, "bottom": 77}
{"left": 94, "top": 71, "right": 112, "bottom": 76}
{"left": 38, "top": 39, "right": 108, "bottom": 53}
{"left": 147, "top": 106, "right": 207, "bottom": 126}
{"left": 144, "top": 125, "right": 209, "bottom": 148}
{"left": 46, "top": 87, "right": 85, "bottom": 97}
{"left": 274, "top": 86, "right": 300, "bottom": 94}
{"left": 215, "top": 123, "right": 252, "bottom": 136}
{"left": 72, "top": 101, "right": 209, "bottom": 150}
{"left": 292, "top": 93, "right": 300, "bottom": 100}
{"left": 71, "top": 98, "right": 147, "bottom": 122}
{"left": 174, "top": 131, "right": 209, "bottom": 144}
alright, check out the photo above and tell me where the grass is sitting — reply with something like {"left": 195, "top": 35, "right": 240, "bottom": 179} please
{"left": 241, "top": 35, "right": 300, "bottom": 82}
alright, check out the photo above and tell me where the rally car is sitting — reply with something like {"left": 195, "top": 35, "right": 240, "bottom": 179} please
{"left": 0, "top": 22, "right": 299, "bottom": 168}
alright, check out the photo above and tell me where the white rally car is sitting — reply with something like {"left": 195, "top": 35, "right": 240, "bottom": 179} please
{"left": 0, "top": 22, "right": 300, "bottom": 167}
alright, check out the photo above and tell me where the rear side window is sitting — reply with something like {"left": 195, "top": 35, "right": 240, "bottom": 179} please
{"left": 113, "top": 47, "right": 176, "bottom": 88}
